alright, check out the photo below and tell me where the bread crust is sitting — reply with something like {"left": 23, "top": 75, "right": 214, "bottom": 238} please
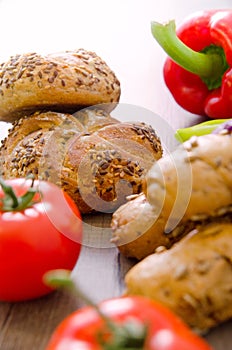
{"left": 111, "top": 134, "right": 232, "bottom": 259}
{"left": 147, "top": 134, "right": 232, "bottom": 218}
{"left": 125, "top": 222, "right": 232, "bottom": 333}
{"left": 0, "top": 111, "right": 83, "bottom": 180}
{"left": 61, "top": 122, "right": 163, "bottom": 213}
{"left": 111, "top": 193, "right": 171, "bottom": 259}
{"left": 0, "top": 111, "right": 162, "bottom": 214}
{"left": 0, "top": 49, "right": 121, "bottom": 122}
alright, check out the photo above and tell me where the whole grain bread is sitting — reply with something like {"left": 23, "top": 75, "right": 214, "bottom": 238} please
{"left": 125, "top": 222, "right": 232, "bottom": 333}
{"left": 111, "top": 134, "right": 232, "bottom": 259}
{"left": 0, "top": 49, "right": 121, "bottom": 122}
{"left": 0, "top": 110, "right": 162, "bottom": 213}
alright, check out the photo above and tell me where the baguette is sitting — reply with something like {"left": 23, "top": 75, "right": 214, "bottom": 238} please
{"left": 0, "top": 49, "right": 120, "bottom": 122}
{"left": 0, "top": 110, "right": 162, "bottom": 213}
{"left": 125, "top": 222, "right": 232, "bottom": 333}
{"left": 111, "top": 134, "right": 232, "bottom": 259}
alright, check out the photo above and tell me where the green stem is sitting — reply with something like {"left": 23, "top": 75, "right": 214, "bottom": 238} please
{"left": 0, "top": 178, "right": 19, "bottom": 208}
{"left": 0, "top": 177, "right": 38, "bottom": 211}
{"left": 44, "top": 269, "right": 115, "bottom": 331}
{"left": 44, "top": 270, "right": 147, "bottom": 350}
{"left": 151, "top": 20, "right": 228, "bottom": 89}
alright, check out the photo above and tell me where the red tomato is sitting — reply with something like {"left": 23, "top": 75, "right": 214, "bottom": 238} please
{"left": 45, "top": 296, "right": 212, "bottom": 350}
{"left": 0, "top": 178, "right": 82, "bottom": 301}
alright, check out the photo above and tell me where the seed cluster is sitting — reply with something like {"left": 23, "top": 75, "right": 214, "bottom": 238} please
{"left": 5, "top": 131, "right": 45, "bottom": 178}
{"left": 0, "top": 48, "right": 163, "bottom": 214}
{"left": 0, "top": 116, "right": 35, "bottom": 155}
{"left": 0, "top": 111, "right": 81, "bottom": 181}
{"left": 0, "top": 108, "right": 163, "bottom": 213}
{"left": 0, "top": 48, "right": 120, "bottom": 98}
{"left": 89, "top": 148, "right": 144, "bottom": 202}
{"left": 131, "top": 123, "right": 162, "bottom": 154}
{"left": 0, "top": 52, "right": 44, "bottom": 94}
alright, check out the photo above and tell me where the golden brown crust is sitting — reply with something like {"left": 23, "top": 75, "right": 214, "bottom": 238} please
{"left": 147, "top": 134, "right": 232, "bottom": 219}
{"left": 0, "top": 111, "right": 84, "bottom": 155}
{"left": 0, "top": 111, "right": 163, "bottom": 214}
{"left": 73, "top": 108, "right": 119, "bottom": 133}
{"left": 0, "top": 49, "right": 121, "bottom": 122}
{"left": 125, "top": 222, "right": 232, "bottom": 333}
{"left": 0, "top": 111, "right": 83, "bottom": 180}
{"left": 61, "top": 122, "right": 163, "bottom": 213}
{"left": 111, "top": 134, "right": 232, "bottom": 259}
{"left": 111, "top": 193, "right": 171, "bottom": 259}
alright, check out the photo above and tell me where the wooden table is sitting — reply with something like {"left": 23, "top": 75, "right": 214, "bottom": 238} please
{"left": 0, "top": 0, "right": 231, "bottom": 349}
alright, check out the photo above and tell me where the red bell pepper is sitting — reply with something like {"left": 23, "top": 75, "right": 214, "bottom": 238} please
{"left": 151, "top": 9, "right": 232, "bottom": 119}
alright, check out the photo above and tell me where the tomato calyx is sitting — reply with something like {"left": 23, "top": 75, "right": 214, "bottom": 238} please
{"left": 44, "top": 269, "right": 147, "bottom": 350}
{"left": 0, "top": 177, "right": 39, "bottom": 212}
{"left": 98, "top": 317, "right": 147, "bottom": 350}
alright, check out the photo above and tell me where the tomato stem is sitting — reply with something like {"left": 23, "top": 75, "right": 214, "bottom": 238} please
{"left": 0, "top": 177, "right": 38, "bottom": 212}
{"left": 44, "top": 269, "right": 147, "bottom": 349}
{"left": 0, "top": 178, "right": 19, "bottom": 208}
{"left": 44, "top": 269, "right": 116, "bottom": 330}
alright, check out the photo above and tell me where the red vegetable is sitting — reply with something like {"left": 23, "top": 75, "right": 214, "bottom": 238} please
{"left": 151, "top": 9, "right": 232, "bottom": 118}
{"left": 0, "top": 178, "right": 82, "bottom": 301}
{"left": 45, "top": 295, "right": 212, "bottom": 350}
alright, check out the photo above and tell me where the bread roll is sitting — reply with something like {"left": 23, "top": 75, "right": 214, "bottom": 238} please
{"left": 125, "top": 222, "right": 232, "bottom": 333}
{"left": 0, "top": 49, "right": 121, "bottom": 122}
{"left": 0, "top": 110, "right": 162, "bottom": 214}
{"left": 71, "top": 108, "right": 118, "bottom": 133}
{"left": 0, "top": 111, "right": 82, "bottom": 185}
{"left": 111, "top": 134, "right": 232, "bottom": 259}
{"left": 61, "top": 121, "right": 162, "bottom": 213}
{"left": 111, "top": 193, "right": 172, "bottom": 259}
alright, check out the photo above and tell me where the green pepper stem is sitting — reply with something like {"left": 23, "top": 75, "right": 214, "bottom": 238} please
{"left": 151, "top": 20, "right": 228, "bottom": 88}
{"left": 175, "top": 118, "right": 228, "bottom": 142}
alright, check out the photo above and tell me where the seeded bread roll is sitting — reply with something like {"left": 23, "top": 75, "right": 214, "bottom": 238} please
{"left": 111, "top": 133, "right": 232, "bottom": 259}
{"left": 0, "top": 110, "right": 162, "bottom": 214}
{"left": 125, "top": 222, "right": 232, "bottom": 333}
{"left": 72, "top": 107, "right": 119, "bottom": 133}
{"left": 0, "top": 111, "right": 84, "bottom": 183}
{"left": 60, "top": 121, "right": 162, "bottom": 213}
{"left": 0, "top": 49, "right": 121, "bottom": 122}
